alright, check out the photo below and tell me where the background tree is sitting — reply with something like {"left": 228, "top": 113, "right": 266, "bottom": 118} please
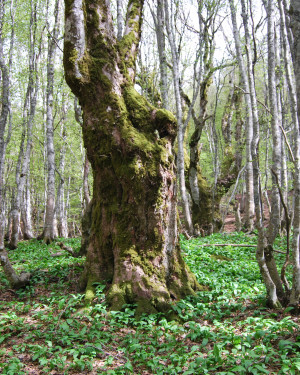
{"left": 289, "top": 0, "right": 300, "bottom": 308}
{"left": 229, "top": 0, "right": 255, "bottom": 232}
{"left": 9, "top": 0, "right": 41, "bottom": 249}
{"left": 0, "top": 0, "right": 14, "bottom": 248}
{"left": 40, "top": 0, "right": 61, "bottom": 243}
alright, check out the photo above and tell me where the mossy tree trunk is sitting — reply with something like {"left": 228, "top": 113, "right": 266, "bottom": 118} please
{"left": 64, "top": 0, "right": 199, "bottom": 313}
{"left": 179, "top": 0, "right": 237, "bottom": 236}
{"left": 185, "top": 76, "right": 238, "bottom": 236}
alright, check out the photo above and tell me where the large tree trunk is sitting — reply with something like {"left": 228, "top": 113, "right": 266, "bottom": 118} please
{"left": 64, "top": 0, "right": 199, "bottom": 313}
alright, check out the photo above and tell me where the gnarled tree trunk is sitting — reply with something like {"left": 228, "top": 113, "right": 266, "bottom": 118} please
{"left": 64, "top": 0, "right": 199, "bottom": 314}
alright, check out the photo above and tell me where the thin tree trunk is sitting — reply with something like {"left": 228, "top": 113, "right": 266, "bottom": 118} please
{"left": 0, "top": 0, "right": 14, "bottom": 248}
{"left": 41, "top": 0, "right": 60, "bottom": 243}
{"left": 9, "top": 1, "right": 39, "bottom": 248}
{"left": 116, "top": 0, "right": 123, "bottom": 41}
{"left": 241, "top": 0, "right": 283, "bottom": 306}
{"left": 289, "top": 0, "right": 300, "bottom": 308}
{"left": 21, "top": 174, "right": 34, "bottom": 239}
{"left": 65, "top": 176, "right": 71, "bottom": 237}
{"left": 233, "top": 79, "right": 244, "bottom": 172}
{"left": 229, "top": 0, "right": 255, "bottom": 232}
{"left": 56, "top": 120, "right": 68, "bottom": 238}
{"left": 152, "top": 0, "right": 168, "bottom": 109}
{"left": 164, "top": 0, "right": 193, "bottom": 235}
{"left": 265, "top": 0, "right": 282, "bottom": 244}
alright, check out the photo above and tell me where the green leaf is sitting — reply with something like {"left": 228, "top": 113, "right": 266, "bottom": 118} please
{"left": 294, "top": 361, "right": 300, "bottom": 370}
{"left": 60, "top": 321, "right": 69, "bottom": 331}
{"left": 252, "top": 364, "right": 269, "bottom": 374}
{"left": 38, "top": 357, "right": 48, "bottom": 366}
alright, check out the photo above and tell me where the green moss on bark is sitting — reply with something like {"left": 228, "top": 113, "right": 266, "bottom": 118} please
{"left": 64, "top": 0, "right": 200, "bottom": 315}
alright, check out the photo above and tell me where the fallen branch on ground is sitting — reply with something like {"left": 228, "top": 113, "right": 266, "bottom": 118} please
{"left": 199, "top": 243, "right": 286, "bottom": 254}
{"left": 57, "top": 242, "right": 81, "bottom": 257}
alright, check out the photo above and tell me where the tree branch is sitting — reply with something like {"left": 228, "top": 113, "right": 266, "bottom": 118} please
{"left": 119, "top": 0, "right": 144, "bottom": 82}
{"left": 64, "top": 0, "right": 88, "bottom": 95}
{"left": 279, "top": 125, "right": 295, "bottom": 163}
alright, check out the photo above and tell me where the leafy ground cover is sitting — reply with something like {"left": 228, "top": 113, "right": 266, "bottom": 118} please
{"left": 0, "top": 233, "right": 299, "bottom": 374}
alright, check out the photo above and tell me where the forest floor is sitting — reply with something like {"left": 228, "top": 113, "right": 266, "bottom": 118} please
{"left": 0, "top": 233, "right": 299, "bottom": 375}
{"left": 223, "top": 193, "right": 271, "bottom": 233}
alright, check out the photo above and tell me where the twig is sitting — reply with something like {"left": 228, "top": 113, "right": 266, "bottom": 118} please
{"left": 234, "top": 85, "right": 271, "bottom": 113}
{"left": 200, "top": 243, "right": 256, "bottom": 247}
{"left": 221, "top": 165, "right": 246, "bottom": 231}
{"left": 279, "top": 125, "right": 295, "bottom": 163}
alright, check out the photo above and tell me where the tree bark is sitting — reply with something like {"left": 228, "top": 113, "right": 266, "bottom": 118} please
{"left": 117, "top": 0, "right": 123, "bottom": 41}
{"left": 264, "top": 0, "right": 282, "bottom": 244}
{"left": 74, "top": 97, "right": 90, "bottom": 252}
{"left": 163, "top": 0, "right": 193, "bottom": 235}
{"left": 41, "top": 0, "right": 60, "bottom": 243}
{"left": 21, "top": 174, "right": 34, "bottom": 240}
{"left": 289, "top": 0, "right": 300, "bottom": 308}
{"left": 64, "top": 0, "right": 199, "bottom": 313}
{"left": 152, "top": 0, "right": 168, "bottom": 109}
{"left": 229, "top": 0, "right": 255, "bottom": 232}
{"left": 181, "top": 0, "right": 234, "bottom": 235}
{"left": 56, "top": 119, "right": 68, "bottom": 238}
{"left": 9, "top": 1, "right": 39, "bottom": 248}
{"left": 0, "top": 0, "right": 14, "bottom": 248}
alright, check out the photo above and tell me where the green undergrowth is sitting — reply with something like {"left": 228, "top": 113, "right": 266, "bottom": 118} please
{"left": 0, "top": 233, "right": 299, "bottom": 374}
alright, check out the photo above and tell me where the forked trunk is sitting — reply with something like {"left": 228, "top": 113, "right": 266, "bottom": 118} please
{"left": 64, "top": 0, "right": 199, "bottom": 313}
